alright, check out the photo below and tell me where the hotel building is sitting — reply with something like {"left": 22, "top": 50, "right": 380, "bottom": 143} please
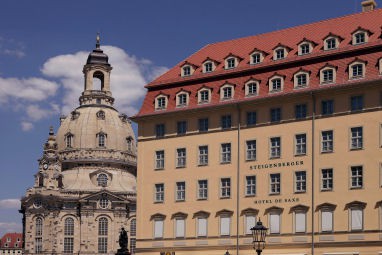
{"left": 132, "top": 1, "right": 382, "bottom": 255}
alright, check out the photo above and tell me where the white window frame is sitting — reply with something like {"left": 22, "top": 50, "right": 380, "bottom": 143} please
{"left": 220, "top": 84, "right": 234, "bottom": 100}
{"left": 246, "top": 140, "right": 256, "bottom": 161}
{"left": 198, "top": 88, "right": 211, "bottom": 104}
{"left": 349, "top": 61, "right": 365, "bottom": 80}
{"left": 225, "top": 57, "right": 237, "bottom": 69}
{"left": 181, "top": 65, "right": 193, "bottom": 77}
{"left": 321, "top": 130, "right": 334, "bottom": 153}
{"left": 245, "top": 80, "right": 259, "bottom": 97}
{"left": 176, "top": 92, "right": 189, "bottom": 107}
{"left": 197, "top": 179, "right": 208, "bottom": 200}
{"left": 350, "top": 126, "right": 363, "bottom": 150}
{"left": 203, "top": 61, "right": 215, "bottom": 73}
{"left": 220, "top": 178, "right": 231, "bottom": 198}
{"left": 350, "top": 165, "right": 363, "bottom": 189}
{"left": 352, "top": 30, "right": 368, "bottom": 45}
{"left": 320, "top": 67, "right": 336, "bottom": 84}
{"left": 155, "top": 95, "right": 168, "bottom": 110}
{"left": 294, "top": 71, "right": 309, "bottom": 88}
{"left": 294, "top": 171, "right": 307, "bottom": 193}
{"left": 198, "top": 145, "right": 208, "bottom": 166}
{"left": 295, "top": 133, "right": 307, "bottom": 155}
{"left": 321, "top": 168, "right": 333, "bottom": 191}
{"left": 221, "top": 143, "right": 231, "bottom": 163}
{"left": 269, "top": 76, "right": 284, "bottom": 92}
{"left": 273, "top": 47, "right": 287, "bottom": 60}
{"left": 245, "top": 175, "right": 256, "bottom": 196}
{"left": 155, "top": 150, "right": 165, "bottom": 170}
{"left": 298, "top": 42, "right": 312, "bottom": 55}
{"left": 176, "top": 181, "right": 186, "bottom": 201}
{"left": 269, "top": 173, "right": 281, "bottom": 195}
{"left": 324, "top": 36, "right": 338, "bottom": 50}
{"left": 154, "top": 183, "right": 164, "bottom": 202}
{"left": 269, "top": 137, "right": 281, "bottom": 158}
{"left": 176, "top": 148, "right": 186, "bottom": 168}
{"left": 250, "top": 51, "right": 264, "bottom": 64}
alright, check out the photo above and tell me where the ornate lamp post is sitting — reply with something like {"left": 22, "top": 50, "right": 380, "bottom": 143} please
{"left": 250, "top": 219, "right": 268, "bottom": 255}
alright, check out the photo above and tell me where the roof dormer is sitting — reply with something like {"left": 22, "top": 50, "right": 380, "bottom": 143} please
{"left": 323, "top": 33, "right": 343, "bottom": 50}
{"left": 180, "top": 61, "right": 198, "bottom": 77}
{"left": 297, "top": 38, "right": 317, "bottom": 56}
{"left": 351, "top": 27, "right": 372, "bottom": 45}
{"left": 348, "top": 58, "right": 367, "bottom": 80}
{"left": 220, "top": 82, "right": 235, "bottom": 100}
{"left": 244, "top": 78, "right": 260, "bottom": 97}
{"left": 154, "top": 92, "right": 169, "bottom": 110}
{"left": 272, "top": 44, "right": 292, "bottom": 60}
{"left": 197, "top": 85, "right": 213, "bottom": 104}
{"left": 268, "top": 73, "right": 285, "bottom": 93}
{"left": 175, "top": 89, "right": 190, "bottom": 107}
{"left": 224, "top": 53, "right": 242, "bottom": 69}
{"left": 202, "top": 57, "right": 219, "bottom": 73}
{"left": 249, "top": 48, "right": 267, "bottom": 64}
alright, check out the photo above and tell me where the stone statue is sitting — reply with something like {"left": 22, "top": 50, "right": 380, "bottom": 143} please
{"left": 116, "top": 227, "right": 130, "bottom": 255}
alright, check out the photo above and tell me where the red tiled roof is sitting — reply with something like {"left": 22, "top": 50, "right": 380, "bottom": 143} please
{"left": 0, "top": 233, "right": 23, "bottom": 249}
{"left": 134, "top": 8, "right": 382, "bottom": 118}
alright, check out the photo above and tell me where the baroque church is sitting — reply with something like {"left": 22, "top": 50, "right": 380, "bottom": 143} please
{"left": 20, "top": 37, "right": 137, "bottom": 255}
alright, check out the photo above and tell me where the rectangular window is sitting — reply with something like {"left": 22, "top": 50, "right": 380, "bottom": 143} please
{"left": 155, "top": 124, "right": 165, "bottom": 138}
{"left": 252, "top": 53, "right": 261, "bottom": 64}
{"left": 220, "top": 216, "right": 230, "bottom": 236}
{"left": 221, "top": 143, "right": 231, "bottom": 163}
{"left": 64, "top": 237, "right": 74, "bottom": 254}
{"left": 227, "top": 58, "right": 235, "bottom": 69}
{"left": 295, "top": 212, "right": 306, "bottom": 233}
{"left": 176, "top": 182, "right": 186, "bottom": 201}
{"left": 198, "top": 146, "right": 208, "bottom": 166}
{"left": 220, "top": 178, "right": 231, "bottom": 198}
{"left": 326, "top": 38, "right": 336, "bottom": 50}
{"left": 245, "top": 176, "right": 256, "bottom": 196}
{"left": 247, "top": 83, "right": 258, "bottom": 95}
{"left": 198, "top": 118, "right": 209, "bottom": 132}
{"left": 35, "top": 237, "right": 42, "bottom": 254}
{"left": 351, "top": 95, "right": 364, "bottom": 111}
{"left": 155, "top": 150, "right": 164, "bottom": 169}
{"left": 351, "top": 208, "right": 363, "bottom": 231}
{"left": 175, "top": 218, "right": 185, "bottom": 238}
{"left": 98, "top": 237, "right": 108, "bottom": 254}
{"left": 246, "top": 111, "right": 257, "bottom": 126}
{"left": 269, "top": 213, "right": 280, "bottom": 234}
{"left": 197, "top": 218, "right": 207, "bottom": 237}
{"left": 276, "top": 49, "right": 285, "bottom": 59}
{"left": 300, "top": 44, "right": 310, "bottom": 55}
{"left": 295, "top": 171, "right": 306, "bottom": 193}
{"left": 245, "top": 215, "right": 256, "bottom": 235}
{"left": 321, "top": 210, "right": 333, "bottom": 232}
{"left": 205, "top": 62, "right": 213, "bottom": 72}
{"left": 350, "top": 127, "right": 363, "bottom": 150}
{"left": 296, "top": 74, "right": 307, "bottom": 87}
{"left": 321, "top": 100, "right": 334, "bottom": 115}
{"left": 246, "top": 140, "right": 256, "bottom": 161}
{"left": 270, "top": 108, "right": 281, "bottom": 122}
{"left": 322, "top": 69, "right": 334, "bottom": 83}
{"left": 176, "top": 148, "right": 186, "bottom": 168}
{"left": 154, "top": 219, "right": 164, "bottom": 238}
{"left": 198, "top": 180, "right": 208, "bottom": 200}
{"left": 223, "top": 87, "right": 232, "bottom": 99}
{"left": 321, "top": 169, "right": 333, "bottom": 191}
{"left": 177, "top": 121, "right": 187, "bottom": 135}
{"left": 270, "top": 137, "right": 281, "bottom": 158}
{"left": 155, "top": 184, "right": 164, "bottom": 202}
{"left": 200, "top": 90, "right": 209, "bottom": 103}
{"left": 270, "top": 173, "right": 281, "bottom": 194}
{"left": 221, "top": 115, "right": 232, "bottom": 129}
{"left": 321, "top": 131, "right": 333, "bottom": 152}
{"left": 295, "top": 104, "right": 307, "bottom": 119}
{"left": 178, "top": 94, "right": 187, "bottom": 106}
{"left": 350, "top": 166, "right": 363, "bottom": 188}
{"left": 271, "top": 78, "right": 282, "bottom": 91}
{"left": 130, "top": 238, "right": 136, "bottom": 255}
{"left": 295, "top": 134, "right": 307, "bottom": 155}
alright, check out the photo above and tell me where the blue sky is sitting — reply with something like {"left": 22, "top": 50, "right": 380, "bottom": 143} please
{"left": 0, "top": 0, "right": 373, "bottom": 236}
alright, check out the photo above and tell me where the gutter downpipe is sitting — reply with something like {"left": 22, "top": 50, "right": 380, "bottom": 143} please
{"left": 236, "top": 103, "right": 241, "bottom": 255}
{"left": 311, "top": 92, "right": 316, "bottom": 255}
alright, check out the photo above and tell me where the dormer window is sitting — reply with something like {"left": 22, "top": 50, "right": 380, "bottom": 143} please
{"left": 297, "top": 39, "right": 316, "bottom": 55}
{"left": 273, "top": 45, "right": 290, "bottom": 60}
{"left": 245, "top": 80, "right": 259, "bottom": 97}
{"left": 198, "top": 88, "right": 211, "bottom": 104}
{"left": 294, "top": 70, "right": 310, "bottom": 88}
{"left": 269, "top": 75, "right": 284, "bottom": 92}
{"left": 155, "top": 95, "right": 168, "bottom": 110}
{"left": 204, "top": 62, "right": 213, "bottom": 73}
{"left": 275, "top": 48, "right": 285, "bottom": 60}
{"left": 324, "top": 35, "right": 342, "bottom": 50}
{"left": 221, "top": 85, "right": 234, "bottom": 100}
{"left": 320, "top": 65, "right": 336, "bottom": 84}
{"left": 352, "top": 28, "right": 370, "bottom": 45}
{"left": 355, "top": 32, "right": 365, "bottom": 44}
{"left": 226, "top": 57, "right": 236, "bottom": 69}
{"left": 176, "top": 91, "right": 189, "bottom": 107}
{"left": 349, "top": 61, "right": 366, "bottom": 79}
{"left": 249, "top": 49, "right": 266, "bottom": 64}
{"left": 252, "top": 53, "right": 261, "bottom": 64}
{"left": 300, "top": 43, "right": 310, "bottom": 55}
{"left": 182, "top": 66, "right": 191, "bottom": 76}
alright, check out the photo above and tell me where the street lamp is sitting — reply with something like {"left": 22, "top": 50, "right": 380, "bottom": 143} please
{"left": 250, "top": 219, "right": 268, "bottom": 255}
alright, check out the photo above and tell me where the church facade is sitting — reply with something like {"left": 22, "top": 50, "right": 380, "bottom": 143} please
{"left": 20, "top": 38, "right": 137, "bottom": 255}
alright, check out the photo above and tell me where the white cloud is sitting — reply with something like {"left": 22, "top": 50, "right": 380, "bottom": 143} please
{"left": 21, "top": 121, "right": 34, "bottom": 131}
{"left": 3, "top": 49, "right": 25, "bottom": 58}
{"left": 0, "top": 199, "right": 20, "bottom": 209}
{"left": 26, "top": 104, "right": 60, "bottom": 121}
{"left": 0, "top": 222, "right": 22, "bottom": 235}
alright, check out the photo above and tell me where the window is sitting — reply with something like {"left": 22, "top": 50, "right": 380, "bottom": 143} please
{"left": 271, "top": 78, "right": 282, "bottom": 92}
{"left": 350, "top": 127, "right": 363, "bottom": 150}
{"left": 321, "top": 210, "right": 333, "bottom": 232}
{"left": 96, "top": 110, "right": 105, "bottom": 120}
{"left": 350, "top": 208, "right": 363, "bottom": 231}
{"left": 127, "top": 137, "right": 133, "bottom": 151}
{"left": 246, "top": 82, "right": 258, "bottom": 96}
{"left": 226, "top": 57, "right": 236, "bottom": 69}
{"left": 220, "top": 216, "right": 231, "bottom": 236}
{"left": 177, "top": 93, "right": 187, "bottom": 107}
{"left": 321, "top": 168, "right": 333, "bottom": 191}
{"left": 351, "top": 95, "right": 364, "bottom": 111}
{"left": 99, "top": 197, "right": 109, "bottom": 209}
{"left": 275, "top": 48, "right": 285, "bottom": 60}
{"left": 246, "top": 140, "right": 256, "bottom": 161}
{"left": 155, "top": 124, "right": 165, "bottom": 138}
{"left": 130, "top": 238, "right": 136, "bottom": 255}
{"left": 269, "top": 212, "right": 280, "bottom": 234}
{"left": 270, "top": 137, "right": 281, "bottom": 158}
{"left": 156, "top": 96, "right": 167, "bottom": 110}
{"left": 321, "top": 130, "right": 333, "bottom": 152}
{"left": 245, "top": 214, "right": 256, "bottom": 234}
{"left": 198, "top": 180, "right": 208, "bottom": 200}
{"left": 350, "top": 63, "right": 364, "bottom": 79}
{"left": 296, "top": 73, "right": 308, "bottom": 88}
{"left": 130, "top": 219, "right": 136, "bottom": 236}
{"left": 198, "top": 118, "right": 209, "bottom": 132}
{"left": 325, "top": 37, "right": 337, "bottom": 50}
{"left": 98, "top": 217, "right": 108, "bottom": 253}
{"left": 321, "top": 100, "right": 334, "bottom": 115}
{"left": 220, "top": 178, "right": 231, "bottom": 198}
{"left": 221, "top": 115, "right": 232, "bottom": 129}
{"left": 251, "top": 53, "right": 261, "bottom": 64}
{"left": 154, "top": 219, "right": 164, "bottom": 238}
{"left": 64, "top": 217, "right": 74, "bottom": 236}
{"left": 300, "top": 43, "right": 310, "bottom": 55}
{"left": 97, "top": 133, "right": 106, "bottom": 147}
{"left": 350, "top": 166, "right": 363, "bottom": 188}
{"left": 222, "top": 86, "right": 233, "bottom": 100}
{"left": 204, "top": 62, "right": 213, "bottom": 73}
{"left": 295, "top": 134, "right": 306, "bottom": 155}
{"left": 175, "top": 218, "right": 185, "bottom": 238}
{"left": 176, "top": 182, "right": 186, "bottom": 201}
{"left": 221, "top": 143, "right": 231, "bottom": 163}
{"left": 270, "top": 108, "right": 281, "bottom": 123}
{"left": 295, "top": 171, "right": 306, "bottom": 193}
{"left": 295, "top": 104, "right": 307, "bottom": 119}
{"left": 322, "top": 68, "right": 334, "bottom": 83}
{"left": 155, "top": 184, "right": 164, "bottom": 202}
{"left": 176, "top": 148, "right": 186, "bottom": 168}
{"left": 245, "top": 176, "right": 256, "bottom": 196}
{"left": 35, "top": 237, "right": 42, "bottom": 254}
{"left": 199, "top": 89, "right": 210, "bottom": 103}
{"left": 65, "top": 133, "right": 73, "bottom": 148}
{"left": 295, "top": 212, "right": 306, "bottom": 233}
{"left": 182, "top": 66, "right": 191, "bottom": 76}
{"left": 36, "top": 217, "right": 43, "bottom": 236}
{"left": 155, "top": 150, "right": 164, "bottom": 169}
{"left": 177, "top": 121, "right": 187, "bottom": 135}
{"left": 64, "top": 237, "right": 74, "bottom": 254}
{"left": 197, "top": 217, "right": 207, "bottom": 237}
{"left": 198, "top": 146, "right": 208, "bottom": 166}
{"left": 354, "top": 32, "right": 366, "bottom": 45}
{"left": 97, "top": 173, "right": 108, "bottom": 187}
{"left": 270, "top": 173, "right": 281, "bottom": 194}
{"left": 247, "top": 111, "right": 257, "bottom": 126}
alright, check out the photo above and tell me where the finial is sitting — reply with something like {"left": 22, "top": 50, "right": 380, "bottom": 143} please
{"left": 49, "top": 126, "right": 54, "bottom": 135}
{"left": 96, "top": 32, "right": 100, "bottom": 49}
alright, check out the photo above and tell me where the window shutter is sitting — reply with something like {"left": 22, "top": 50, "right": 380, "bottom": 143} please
{"left": 295, "top": 212, "right": 306, "bottom": 233}
{"left": 154, "top": 220, "right": 163, "bottom": 238}
{"left": 175, "top": 219, "right": 185, "bottom": 237}
{"left": 220, "top": 216, "right": 230, "bottom": 236}
{"left": 351, "top": 209, "right": 363, "bottom": 230}
{"left": 197, "top": 218, "right": 207, "bottom": 237}
{"left": 270, "top": 213, "right": 280, "bottom": 234}
{"left": 321, "top": 211, "right": 333, "bottom": 232}
{"left": 245, "top": 215, "right": 256, "bottom": 234}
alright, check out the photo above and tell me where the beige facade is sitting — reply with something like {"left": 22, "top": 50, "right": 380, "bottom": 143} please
{"left": 133, "top": 4, "right": 382, "bottom": 255}
{"left": 20, "top": 38, "right": 137, "bottom": 255}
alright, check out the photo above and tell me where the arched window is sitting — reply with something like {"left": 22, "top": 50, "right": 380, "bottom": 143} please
{"left": 65, "top": 133, "right": 74, "bottom": 148}
{"left": 35, "top": 217, "right": 43, "bottom": 236}
{"left": 35, "top": 217, "right": 43, "bottom": 253}
{"left": 98, "top": 217, "right": 108, "bottom": 253}
{"left": 93, "top": 71, "right": 104, "bottom": 91}
{"left": 126, "top": 137, "right": 133, "bottom": 152}
{"left": 97, "top": 133, "right": 107, "bottom": 147}
{"left": 97, "top": 174, "right": 108, "bottom": 187}
{"left": 64, "top": 218, "right": 74, "bottom": 236}
{"left": 130, "top": 219, "right": 136, "bottom": 236}
{"left": 38, "top": 174, "right": 44, "bottom": 187}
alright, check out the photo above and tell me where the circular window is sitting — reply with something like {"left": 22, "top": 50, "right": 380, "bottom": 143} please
{"left": 33, "top": 199, "right": 42, "bottom": 209}
{"left": 99, "top": 198, "right": 109, "bottom": 209}
{"left": 96, "top": 110, "right": 105, "bottom": 120}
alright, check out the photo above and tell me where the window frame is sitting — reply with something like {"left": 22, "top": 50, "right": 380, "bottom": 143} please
{"left": 350, "top": 126, "right": 363, "bottom": 150}
{"left": 198, "top": 145, "right": 208, "bottom": 166}
{"left": 197, "top": 179, "right": 208, "bottom": 200}
{"left": 176, "top": 120, "right": 187, "bottom": 135}
{"left": 320, "top": 67, "right": 336, "bottom": 84}
{"left": 269, "top": 173, "right": 281, "bottom": 195}
{"left": 273, "top": 47, "right": 287, "bottom": 60}
{"left": 294, "top": 71, "right": 309, "bottom": 88}
{"left": 324, "top": 37, "right": 338, "bottom": 50}
{"left": 246, "top": 111, "right": 257, "bottom": 126}
{"left": 176, "top": 148, "right": 186, "bottom": 168}
{"left": 350, "top": 165, "right": 363, "bottom": 189}
{"left": 321, "top": 99, "right": 334, "bottom": 115}
{"left": 221, "top": 143, "right": 232, "bottom": 163}
{"left": 245, "top": 175, "right": 256, "bottom": 196}
{"left": 295, "top": 104, "right": 307, "bottom": 119}
{"left": 350, "top": 95, "right": 364, "bottom": 112}
{"left": 176, "top": 92, "right": 189, "bottom": 107}
{"left": 349, "top": 61, "right": 366, "bottom": 80}
{"left": 198, "top": 89, "right": 211, "bottom": 104}
{"left": 155, "top": 95, "right": 168, "bottom": 110}
{"left": 155, "top": 123, "right": 165, "bottom": 138}
{"left": 295, "top": 133, "right": 307, "bottom": 155}
{"left": 321, "top": 168, "right": 333, "bottom": 191}
{"left": 220, "top": 178, "right": 231, "bottom": 198}
{"left": 294, "top": 171, "right": 307, "bottom": 193}
{"left": 270, "top": 107, "right": 281, "bottom": 123}
{"left": 175, "top": 181, "right": 186, "bottom": 202}
{"left": 221, "top": 115, "right": 232, "bottom": 129}
{"left": 269, "top": 137, "right": 281, "bottom": 159}
{"left": 154, "top": 183, "right": 165, "bottom": 203}
{"left": 220, "top": 84, "right": 234, "bottom": 100}
{"left": 245, "top": 80, "right": 259, "bottom": 97}
{"left": 269, "top": 76, "right": 284, "bottom": 93}
{"left": 246, "top": 140, "right": 257, "bottom": 161}
{"left": 225, "top": 57, "right": 237, "bottom": 69}
{"left": 155, "top": 150, "right": 165, "bottom": 170}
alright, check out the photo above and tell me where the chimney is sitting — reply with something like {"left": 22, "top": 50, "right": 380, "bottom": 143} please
{"left": 361, "top": 0, "right": 377, "bottom": 12}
